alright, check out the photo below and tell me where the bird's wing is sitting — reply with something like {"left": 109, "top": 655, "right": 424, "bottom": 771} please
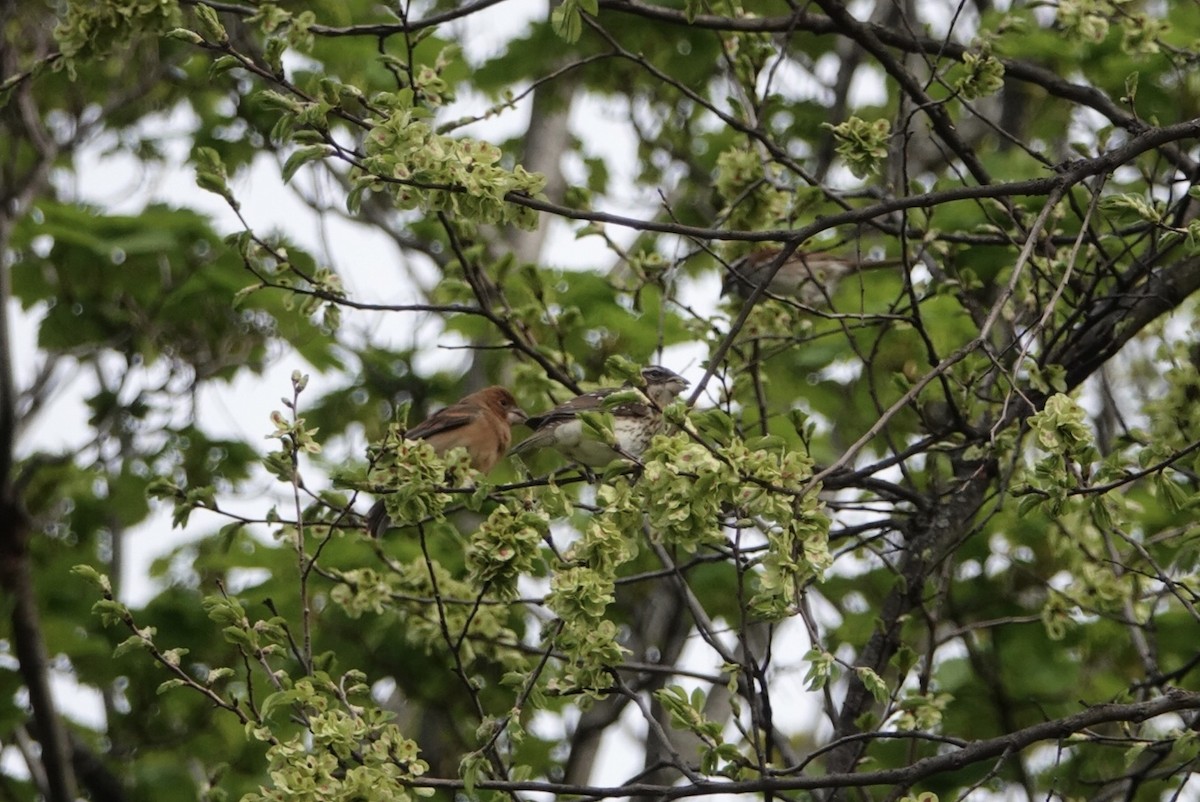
{"left": 405, "top": 399, "right": 483, "bottom": 441}
{"left": 512, "top": 403, "right": 655, "bottom": 456}
{"left": 605, "top": 401, "right": 655, "bottom": 419}
{"left": 524, "top": 387, "right": 616, "bottom": 428}
{"left": 509, "top": 426, "right": 559, "bottom": 454}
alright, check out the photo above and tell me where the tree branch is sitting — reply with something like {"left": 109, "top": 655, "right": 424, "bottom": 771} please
{"left": 401, "top": 689, "right": 1200, "bottom": 798}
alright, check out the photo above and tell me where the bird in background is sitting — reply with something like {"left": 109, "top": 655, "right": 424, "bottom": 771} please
{"left": 721, "top": 248, "right": 904, "bottom": 306}
{"left": 510, "top": 365, "right": 689, "bottom": 467}
{"left": 367, "top": 385, "right": 527, "bottom": 537}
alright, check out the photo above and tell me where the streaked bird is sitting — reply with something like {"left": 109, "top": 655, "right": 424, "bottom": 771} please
{"left": 722, "top": 248, "right": 903, "bottom": 306}
{"left": 510, "top": 366, "right": 689, "bottom": 467}
{"left": 367, "top": 386, "right": 526, "bottom": 536}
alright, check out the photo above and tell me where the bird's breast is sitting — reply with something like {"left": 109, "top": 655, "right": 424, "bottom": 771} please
{"left": 551, "top": 418, "right": 625, "bottom": 467}
{"left": 612, "top": 415, "right": 662, "bottom": 453}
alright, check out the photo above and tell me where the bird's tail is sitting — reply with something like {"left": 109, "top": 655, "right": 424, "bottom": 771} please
{"left": 509, "top": 431, "right": 550, "bottom": 456}
{"left": 366, "top": 499, "right": 390, "bottom": 538}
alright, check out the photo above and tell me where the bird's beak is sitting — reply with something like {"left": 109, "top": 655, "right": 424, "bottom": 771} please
{"left": 509, "top": 407, "right": 529, "bottom": 425}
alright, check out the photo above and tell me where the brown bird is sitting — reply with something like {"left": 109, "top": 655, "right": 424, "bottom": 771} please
{"left": 367, "top": 386, "right": 526, "bottom": 536}
{"left": 510, "top": 366, "right": 689, "bottom": 467}
{"left": 722, "top": 249, "right": 904, "bottom": 306}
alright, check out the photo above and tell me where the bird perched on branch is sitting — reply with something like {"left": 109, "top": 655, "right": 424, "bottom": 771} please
{"left": 722, "top": 248, "right": 904, "bottom": 306}
{"left": 367, "top": 386, "right": 526, "bottom": 537}
{"left": 510, "top": 366, "right": 689, "bottom": 467}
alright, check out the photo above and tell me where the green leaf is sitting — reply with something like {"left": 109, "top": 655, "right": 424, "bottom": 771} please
{"left": 166, "top": 28, "right": 203, "bottom": 44}
{"left": 551, "top": 1, "right": 583, "bottom": 43}
{"left": 193, "top": 3, "right": 229, "bottom": 43}
{"left": 113, "top": 634, "right": 152, "bottom": 658}
{"left": 803, "top": 649, "right": 835, "bottom": 690}
{"left": 856, "top": 666, "right": 889, "bottom": 703}
{"left": 1122, "top": 71, "right": 1139, "bottom": 104}
{"left": 281, "top": 145, "right": 331, "bottom": 183}
{"left": 157, "top": 679, "right": 188, "bottom": 695}
{"left": 71, "top": 564, "right": 111, "bottom": 594}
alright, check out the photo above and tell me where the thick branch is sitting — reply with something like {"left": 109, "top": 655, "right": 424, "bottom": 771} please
{"left": 500, "top": 117, "right": 1200, "bottom": 246}
{"left": 1056, "top": 254, "right": 1200, "bottom": 391}
{"left": 822, "top": 455, "right": 993, "bottom": 785}
{"left": 0, "top": 506, "right": 78, "bottom": 802}
{"left": 402, "top": 689, "right": 1200, "bottom": 798}
{"left": 0, "top": 18, "right": 78, "bottom": 798}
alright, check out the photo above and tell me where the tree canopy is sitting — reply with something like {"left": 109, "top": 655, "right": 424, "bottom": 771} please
{"left": 3, "top": 0, "right": 1200, "bottom": 800}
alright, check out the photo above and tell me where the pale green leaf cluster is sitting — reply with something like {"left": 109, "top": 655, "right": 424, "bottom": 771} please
{"left": 1015, "top": 392, "right": 1170, "bottom": 642}
{"left": 644, "top": 431, "right": 827, "bottom": 557}
{"left": 465, "top": 501, "right": 550, "bottom": 599}
{"left": 1041, "top": 590, "right": 1074, "bottom": 641}
{"left": 358, "top": 93, "right": 546, "bottom": 228}
{"left": 638, "top": 435, "right": 734, "bottom": 551}
{"left": 736, "top": 302, "right": 816, "bottom": 344}
{"left": 545, "top": 602, "right": 625, "bottom": 697}
{"left": 549, "top": 563, "right": 619, "bottom": 623}
{"left": 192, "top": 3, "right": 228, "bottom": 44}
{"left": 194, "top": 147, "right": 240, "bottom": 209}
{"left": 744, "top": 487, "right": 830, "bottom": 616}
{"left": 1101, "top": 193, "right": 1163, "bottom": 224}
{"left": 1056, "top": 0, "right": 1170, "bottom": 53}
{"left": 261, "top": 387, "right": 322, "bottom": 510}
{"left": 542, "top": 428, "right": 829, "bottom": 693}
{"left": 956, "top": 50, "right": 1005, "bottom": 100}
{"left": 367, "top": 435, "right": 470, "bottom": 529}
{"left": 824, "top": 117, "right": 892, "bottom": 179}
{"left": 1145, "top": 340, "right": 1200, "bottom": 446}
{"left": 892, "top": 691, "right": 951, "bottom": 731}
{"left": 1056, "top": 0, "right": 1115, "bottom": 42}
{"left": 245, "top": 678, "right": 430, "bottom": 802}
{"left": 803, "top": 649, "right": 836, "bottom": 691}
{"left": 1040, "top": 516, "right": 1144, "bottom": 640}
{"left": 204, "top": 595, "right": 288, "bottom": 657}
{"left": 145, "top": 475, "right": 217, "bottom": 529}
{"left": 1022, "top": 394, "right": 1098, "bottom": 513}
{"left": 246, "top": 4, "right": 316, "bottom": 53}
{"left": 1119, "top": 12, "right": 1169, "bottom": 55}
{"left": 54, "top": 0, "right": 180, "bottom": 69}
{"left": 1030, "top": 394, "right": 1094, "bottom": 459}
{"left": 72, "top": 564, "right": 113, "bottom": 595}
{"left": 714, "top": 148, "right": 790, "bottom": 233}
{"left": 856, "top": 666, "right": 889, "bottom": 704}
{"left": 572, "top": 496, "right": 640, "bottom": 575}
{"left": 328, "top": 568, "right": 397, "bottom": 619}
{"left": 551, "top": 0, "right": 598, "bottom": 43}
{"left": 638, "top": 430, "right": 829, "bottom": 619}
{"left": 544, "top": 485, "right": 638, "bottom": 693}
{"left": 656, "top": 685, "right": 747, "bottom": 778}
{"left": 269, "top": 408, "right": 321, "bottom": 458}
